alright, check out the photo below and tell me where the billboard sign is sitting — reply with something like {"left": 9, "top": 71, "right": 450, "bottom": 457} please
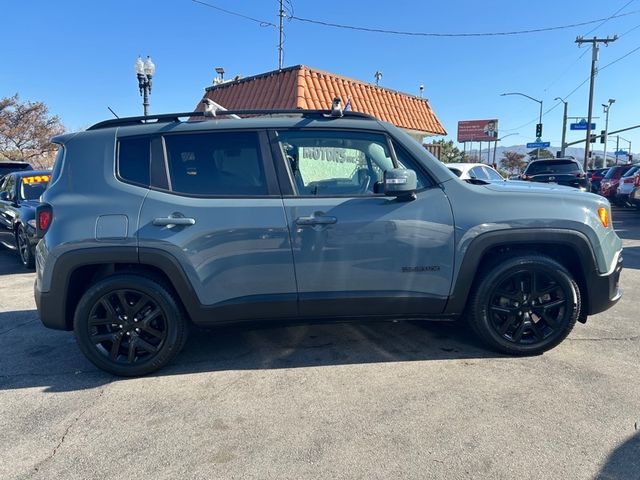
{"left": 457, "top": 119, "right": 499, "bottom": 142}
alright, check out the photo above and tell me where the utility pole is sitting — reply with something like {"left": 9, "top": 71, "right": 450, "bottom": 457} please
{"left": 554, "top": 97, "right": 568, "bottom": 157}
{"left": 278, "top": 0, "right": 284, "bottom": 69}
{"left": 575, "top": 35, "right": 618, "bottom": 171}
{"left": 602, "top": 99, "right": 615, "bottom": 168}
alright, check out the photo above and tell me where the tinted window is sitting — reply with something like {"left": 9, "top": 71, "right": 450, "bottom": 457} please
{"left": 118, "top": 137, "right": 150, "bottom": 186}
{"left": 449, "top": 168, "right": 463, "bottom": 177}
{"left": 0, "top": 163, "right": 32, "bottom": 178}
{"left": 164, "top": 132, "right": 267, "bottom": 196}
{"left": 604, "top": 166, "right": 632, "bottom": 179}
{"left": 277, "top": 130, "right": 394, "bottom": 196}
{"left": 621, "top": 166, "right": 639, "bottom": 177}
{"left": 525, "top": 160, "right": 582, "bottom": 175}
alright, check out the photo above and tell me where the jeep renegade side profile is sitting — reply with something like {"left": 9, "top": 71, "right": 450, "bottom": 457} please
{"left": 34, "top": 109, "right": 623, "bottom": 376}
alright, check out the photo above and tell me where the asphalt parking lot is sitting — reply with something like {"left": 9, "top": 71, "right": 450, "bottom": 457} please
{"left": 1, "top": 207, "right": 639, "bottom": 480}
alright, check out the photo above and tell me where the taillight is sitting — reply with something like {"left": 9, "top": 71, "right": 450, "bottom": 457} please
{"left": 635, "top": 176, "right": 640, "bottom": 187}
{"left": 624, "top": 177, "right": 634, "bottom": 184}
{"left": 36, "top": 204, "right": 53, "bottom": 238}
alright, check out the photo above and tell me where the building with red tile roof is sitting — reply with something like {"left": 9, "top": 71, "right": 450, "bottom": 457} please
{"left": 197, "top": 65, "right": 446, "bottom": 140}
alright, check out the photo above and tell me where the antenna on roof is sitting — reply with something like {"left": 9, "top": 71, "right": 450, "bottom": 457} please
{"left": 374, "top": 70, "right": 383, "bottom": 86}
{"left": 107, "top": 106, "right": 120, "bottom": 119}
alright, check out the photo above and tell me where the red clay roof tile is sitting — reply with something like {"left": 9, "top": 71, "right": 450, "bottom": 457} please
{"left": 199, "top": 65, "right": 446, "bottom": 135}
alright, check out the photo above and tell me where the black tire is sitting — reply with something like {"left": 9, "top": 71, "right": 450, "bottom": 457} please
{"left": 467, "top": 255, "right": 580, "bottom": 355}
{"left": 73, "top": 274, "right": 188, "bottom": 376}
{"left": 16, "top": 224, "right": 35, "bottom": 269}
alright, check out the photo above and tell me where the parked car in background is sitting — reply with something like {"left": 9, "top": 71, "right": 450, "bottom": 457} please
{"left": 589, "top": 167, "right": 609, "bottom": 193}
{"left": 0, "top": 161, "right": 33, "bottom": 181}
{"left": 599, "top": 164, "right": 635, "bottom": 203}
{"left": 520, "top": 158, "right": 590, "bottom": 191}
{"left": 447, "top": 163, "right": 505, "bottom": 182}
{"left": 614, "top": 166, "right": 640, "bottom": 206}
{"left": 0, "top": 170, "right": 51, "bottom": 268}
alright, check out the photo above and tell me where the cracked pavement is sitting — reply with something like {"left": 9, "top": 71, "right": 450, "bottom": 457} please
{"left": 0, "top": 207, "right": 639, "bottom": 480}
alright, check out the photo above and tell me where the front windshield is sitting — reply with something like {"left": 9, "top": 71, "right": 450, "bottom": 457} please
{"left": 20, "top": 175, "right": 50, "bottom": 200}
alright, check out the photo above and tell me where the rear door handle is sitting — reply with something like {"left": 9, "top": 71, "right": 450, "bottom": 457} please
{"left": 153, "top": 216, "right": 196, "bottom": 227}
{"left": 295, "top": 212, "right": 337, "bottom": 226}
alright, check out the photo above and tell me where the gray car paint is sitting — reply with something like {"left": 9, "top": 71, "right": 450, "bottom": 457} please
{"left": 37, "top": 114, "right": 622, "bottom": 318}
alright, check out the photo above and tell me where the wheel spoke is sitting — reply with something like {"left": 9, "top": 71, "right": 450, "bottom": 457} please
{"left": 92, "top": 332, "right": 116, "bottom": 344}
{"left": 541, "top": 298, "right": 566, "bottom": 311}
{"left": 99, "top": 299, "right": 119, "bottom": 322}
{"left": 136, "top": 338, "right": 158, "bottom": 354}
{"left": 139, "top": 323, "right": 164, "bottom": 339}
{"left": 127, "top": 340, "right": 137, "bottom": 363}
{"left": 129, "top": 295, "right": 149, "bottom": 318}
{"left": 89, "top": 315, "right": 116, "bottom": 327}
{"left": 110, "top": 334, "right": 123, "bottom": 360}
{"left": 511, "top": 321, "right": 527, "bottom": 342}
{"left": 116, "top": 292, "right": 130, "bottom": 316}
{"left": 532, "top": 322, "right": 545, "bottom": 340}
{"left": 490, "top": 305, "right": 517, "bottom": 315}
{"left": 538, "top": 310, "right": 558, "bottom": 328}
{"left": 498, "top": 315, "right": 519, "bottom": 335}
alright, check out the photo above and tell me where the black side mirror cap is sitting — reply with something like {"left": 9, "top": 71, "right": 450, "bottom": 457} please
{"left": 384, "top": 168, "right": 417, "bottom": 200}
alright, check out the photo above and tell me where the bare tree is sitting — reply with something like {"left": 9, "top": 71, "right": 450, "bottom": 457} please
{"left": 0, "top": 94, "right": 65, "bottom": 168}
{"left": 500, "top": 150, "right": 527, "bottom": 174}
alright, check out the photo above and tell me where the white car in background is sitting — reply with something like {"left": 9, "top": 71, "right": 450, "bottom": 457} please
{"left": 447, "top": 163, "right": 505, "bottom": 182}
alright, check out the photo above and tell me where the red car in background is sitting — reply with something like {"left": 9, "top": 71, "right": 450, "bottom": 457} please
{"left": 599, "top": 164, "right": 635, "bottom": 202}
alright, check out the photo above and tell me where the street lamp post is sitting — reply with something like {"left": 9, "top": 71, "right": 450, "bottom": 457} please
{"left": 135, "top": 56, "right": 156, "bottom": 117}
{"left": 554, "top": 97, "right": 568, "bottom": 158}
{"left": 501, "top": 92, "right": 543, "bottom": 159}
{"left": 601, "top": 99, "right": 615, "bottom": 167}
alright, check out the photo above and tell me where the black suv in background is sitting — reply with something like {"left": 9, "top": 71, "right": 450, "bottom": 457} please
{"left": 521, "top": 158, "right": 590, "bottom": 191}
{"left": 0, "top": 161, "right": 33, "bottom": 181}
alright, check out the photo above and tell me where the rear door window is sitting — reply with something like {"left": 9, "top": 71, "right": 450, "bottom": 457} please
{"left": 163, "top": 131, "right": 268, "bottom": 196}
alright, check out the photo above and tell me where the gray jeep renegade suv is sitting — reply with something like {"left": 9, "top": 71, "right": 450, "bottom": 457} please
{"left": 34, "top": 108, "right": 623, "bottom": 376}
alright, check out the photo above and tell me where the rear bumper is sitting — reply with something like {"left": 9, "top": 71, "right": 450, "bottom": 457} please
{"left": 34, "top": 277, "right": 70, "bottom": 330}
{"left": 585, "top": 252, "right": 623, "bottom": 315}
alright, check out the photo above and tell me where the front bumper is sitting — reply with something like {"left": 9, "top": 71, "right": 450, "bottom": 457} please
{"left": 585, "top": 252, "right": 623, "bottom": 315}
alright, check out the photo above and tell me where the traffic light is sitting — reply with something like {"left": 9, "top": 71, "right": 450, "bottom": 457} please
{"left": 590, "top": 134, "right": 597, "bottom": 143}
{"left": 600, "top": 130, "right": 606, "bottom": 144}
{"left": 535, "top": 123, "right": 542, "bottom": 138}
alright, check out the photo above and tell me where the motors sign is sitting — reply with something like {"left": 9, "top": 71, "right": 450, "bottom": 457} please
{"left": 457, "top": 119, "right": 499, "bottom": 142}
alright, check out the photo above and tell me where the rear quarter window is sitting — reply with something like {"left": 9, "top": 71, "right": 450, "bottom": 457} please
{"left": 118, "top": 137, "right": 151, "bottom": 186}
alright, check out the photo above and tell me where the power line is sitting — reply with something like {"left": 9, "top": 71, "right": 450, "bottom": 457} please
{"left": 287, "top": 10, "right": 640, "bottom": 37}
{"left": 582, "top": 0, "right": 636, "bottom": 36}
{"left": 191, "top": 0, "right": 276, "bottom": 27}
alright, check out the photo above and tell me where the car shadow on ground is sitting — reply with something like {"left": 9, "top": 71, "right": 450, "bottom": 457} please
{"left": 596, "top": 431, "right": 640, "bottom": 479}
{"left": 0, "top": 246, "right": 26, "bottom": 275}
{"left": 620, "top": 245, "right": 640, "bottom": 270}
{"left": 0, "top": 309, "right": 503, "bottom": 392}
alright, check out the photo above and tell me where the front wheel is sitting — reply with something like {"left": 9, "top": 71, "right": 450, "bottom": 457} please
{"left": 468, "top": 255, "right": 580, "bottom": 355}
{"left": 74, "top": 275, "right": 188, "bottom": 376}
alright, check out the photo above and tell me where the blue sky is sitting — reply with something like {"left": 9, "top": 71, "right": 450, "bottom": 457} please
{"left": 2, "top": 0, "right": 639, "bottom": 155}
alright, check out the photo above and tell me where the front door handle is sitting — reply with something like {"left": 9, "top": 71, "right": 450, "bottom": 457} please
{"left": 295, "top": 212, "right": 338, "bottom": 226}
{"left": 153, "top": 216, "right": 196, "bottom": 227}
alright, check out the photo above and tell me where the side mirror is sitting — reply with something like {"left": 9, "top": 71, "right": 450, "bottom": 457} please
{"left": 384, "top": 168, "right": 417, "bottom": 200}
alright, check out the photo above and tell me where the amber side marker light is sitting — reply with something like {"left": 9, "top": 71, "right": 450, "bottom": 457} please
{"left": 598, "top": 207, "right": 609, "bottom": 228}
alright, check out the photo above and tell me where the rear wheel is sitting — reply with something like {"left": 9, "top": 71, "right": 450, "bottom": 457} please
{"left": 468, "top": 255, "right": 580, "bottom": 355}
{"left": 74, "top": 275, "right": 188, "bottom": 376}
{"left": 16, "top": 224, "right": 34, "bottom": 269}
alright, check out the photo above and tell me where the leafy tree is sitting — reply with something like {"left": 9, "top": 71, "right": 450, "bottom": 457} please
{"left": 425, "top": 139, "right": 465, "bottom": 163}
{"left": 0, "top": 94, "right": 65, "bottom": 168}
{"left": 527, "top": 148, "right": 554, "bottom": 161}
{"left": 501, "top": 150, "right": 526, "bottom": 173}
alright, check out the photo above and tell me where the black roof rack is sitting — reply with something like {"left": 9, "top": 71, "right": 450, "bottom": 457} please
{"left": 87, "top": 109, "right": 375, "bottom": 130}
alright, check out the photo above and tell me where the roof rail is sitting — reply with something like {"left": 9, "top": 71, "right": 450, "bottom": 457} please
{"left": 87, "top": 109, "right": 375, "bottom": 130}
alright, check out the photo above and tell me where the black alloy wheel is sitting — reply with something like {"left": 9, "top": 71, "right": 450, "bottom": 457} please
{"left": 74, "top": 275, "right": 188, "bottom": 376}
{"left": 17, "top": 224, "right": 34, "bottom": 268}
{"left": 468, "top": 255, "right": 579, "bottom": 355}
